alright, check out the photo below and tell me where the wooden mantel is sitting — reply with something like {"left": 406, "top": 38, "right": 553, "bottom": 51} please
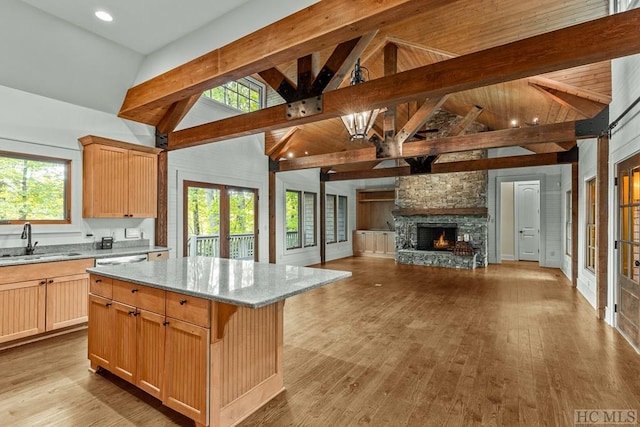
{"left": 392, "top": 207, "right": 488, "bottom": 216}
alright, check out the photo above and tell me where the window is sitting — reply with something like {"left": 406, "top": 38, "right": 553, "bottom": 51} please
{"left": 566, "top": 190, "right": 572, "bottom": 256}
{"left": 586, "top": 178, "right": 596, "bottom": 271}
{"left": 326, "top": 195, "right": 336, "bottom": 244}
{"left": 0, "top": 152, "right": 70, "bottom": 223}
{"left": 285, "top": 190, "right": 316, "bottom": 250}
{"left": 202, "top": 77, "right": 263, "bottom": 113}
{"left": 326, "top": 194, "right": 348, "bottom": 244}
{"left": 616, "top": 0, "right": 640, "bottom": 12}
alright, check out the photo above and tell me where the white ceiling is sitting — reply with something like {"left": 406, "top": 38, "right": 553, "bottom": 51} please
{"left": 19, "top": 0, "right": 252, "bottom": 55}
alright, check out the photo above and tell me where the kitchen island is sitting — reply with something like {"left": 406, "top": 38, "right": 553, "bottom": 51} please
{"left": 86, "top": 257, "right": 350, "bottom": 427}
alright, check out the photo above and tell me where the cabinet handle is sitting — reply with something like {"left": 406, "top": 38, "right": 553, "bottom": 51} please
{"left": 128, "top": 311, "right": 136, "bottom": 315}
{"left": 131, "top": 289, "right": 139, "bottom": 293}
{"left": 48, "top": 279, "right": 54, "bottom": 284}
{"left": 40, "top": 280, "right": 46, "bottom": 285}
{"left": 106, "top": 303, "right": 112, "bottom": 307}
{"left": 163, "top": 321, "right": 170, "bottom": 326}
{"left": 179, "top": 299, "right": 187, "bottom": 305}
{"left": 95, "top": 279, "right": 102, "bottom": 283}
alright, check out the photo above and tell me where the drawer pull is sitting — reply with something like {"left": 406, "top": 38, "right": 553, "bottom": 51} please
{"left": 95, "top": 279, "right": 102, "bottom": 283}
{"left": 106, "top": 303, "right": 112, "bottom": 307}
{"left": 163, "top": 321, "right": 170, "bottom": 326}
{"left": 131, "top": 289, "right": 139, "bottom": 293}
{"left": 179, "top": 299, "right": 187, "bottom": 305}
{"left": 128, "top": 311, "right": 139, "bottom": 316}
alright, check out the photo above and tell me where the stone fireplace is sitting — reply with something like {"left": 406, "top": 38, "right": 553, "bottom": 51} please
{"left": 392, "top": 110, "right": 488, "bottom": 269}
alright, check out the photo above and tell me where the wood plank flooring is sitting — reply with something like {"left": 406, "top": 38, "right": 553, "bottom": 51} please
{"left": 2, "top": 258, "right": 640, "bottom": 426}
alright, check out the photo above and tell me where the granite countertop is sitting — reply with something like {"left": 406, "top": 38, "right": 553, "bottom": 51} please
{"left": 87, "top": 256, "right": 352, "bottom": 308}
{"left": 0, "top": 245, "right": 169, "bottom": 267}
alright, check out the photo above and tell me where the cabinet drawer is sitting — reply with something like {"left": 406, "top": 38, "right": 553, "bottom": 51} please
{"left": 148, "top": 251, "right": 169, "bottom": 261}
{"left": 113, "top": 280, "right": 165, "bottom": 315}
{"left": 166, "top": 292, "right": 210, "bottom": 328}
{"left": 90, "top": 275, "right": 113, "bottom": 298}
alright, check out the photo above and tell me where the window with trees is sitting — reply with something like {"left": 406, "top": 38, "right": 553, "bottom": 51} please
{"left": 0, "top": 152, "right": 70, "bottom": 223}
{"left": 326, "top": 194, "right": 348, "bottom": 244}
{"left": 285, "top": 190, "right": 316, "bottom": 250}
{"left": 616, "top": 0, "right": 640, "bottom": 12}
{"left": 586, "top": 178, "right": 596, "bottom": 271}
{"left": 202, "top": 77, "right": 264, "bottom": 113}
{"left": 566, "top": 190, "right": 572, "bottom": 256}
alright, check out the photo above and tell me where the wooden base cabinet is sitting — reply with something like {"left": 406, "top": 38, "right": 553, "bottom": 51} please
{"left": 0, "top": 259, "right": 93, "bottom": 345}
{"left": 88, "top": 275, "right": 284, "bottom": 427}
{"left": 353, "top": 230, "right": 396, "bottom": 259}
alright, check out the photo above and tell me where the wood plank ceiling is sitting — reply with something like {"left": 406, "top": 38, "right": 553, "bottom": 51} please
{"left": 119, "top": 0, "right": 615, "bottom": 174}
{"left": 261, "top": 0, "right": 610, "bottom": 169}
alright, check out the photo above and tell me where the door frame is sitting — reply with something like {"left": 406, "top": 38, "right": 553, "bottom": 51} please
{"left": 495, "top": 174, "right": 546, "bottom": 265}
{"left": 615, "top": 151, "right": 640, "bottom": 347}
{"left": 182, "top": 180, "right": 259, "bottom": 260}
{"left": 514, "top": 180, "right": 541, "bottom": 261}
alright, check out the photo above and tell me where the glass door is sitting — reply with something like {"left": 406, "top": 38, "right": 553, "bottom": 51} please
{"left": 617, "top": 153, "right": 640, "bottom": 347}
{"left": 183, "top": 181, "right": 258, "bottom": 260}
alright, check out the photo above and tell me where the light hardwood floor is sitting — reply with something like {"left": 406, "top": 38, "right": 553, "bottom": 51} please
{"left": 1, "top": 258, "right": 639, "bottom": 426}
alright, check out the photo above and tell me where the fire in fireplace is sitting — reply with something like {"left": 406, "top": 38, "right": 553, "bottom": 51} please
{"left": 417, "top": 223, "right": 457, "bottom": 251}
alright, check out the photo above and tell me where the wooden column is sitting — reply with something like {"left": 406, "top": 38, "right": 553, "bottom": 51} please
{"left": 571, "top": 163, "right": 579, "bottom": 287}
{"left": 269, "top": 170, "right": 276, "bottom": 264}
{"left": 596, "top": 135, "right": 609, "bottom": 319}
{"left": 320, "top": 180, "right": 326, "bottom": 264}
{"left": 155, "top": 151, "right": 168, "bottom": 247}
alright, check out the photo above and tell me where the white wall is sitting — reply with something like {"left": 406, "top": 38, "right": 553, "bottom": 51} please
{"left": 560, "top": 164, "right": 573, "bottom": 280}
{"left": 0, "top": 84, "right": 156, "bottom": 250}
{"left": 487, "top": 146, "right": 567, "bottom": 268}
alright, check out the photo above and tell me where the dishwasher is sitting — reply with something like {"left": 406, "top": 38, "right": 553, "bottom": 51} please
{"left": 94, "top": 253, "right": 148, "bottom": 266}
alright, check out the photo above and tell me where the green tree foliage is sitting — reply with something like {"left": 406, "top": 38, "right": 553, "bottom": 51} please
{"left": 0, "top": 155, "right": 67, "bottom": 220}
{"left": 285, "top": 191, "right": 300, "bottom": 232}
{"left": 187, "top": 187, "right": 255, "bottom": 237}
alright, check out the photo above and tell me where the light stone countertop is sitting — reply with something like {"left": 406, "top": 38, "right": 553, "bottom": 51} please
{"left": 0, "top": 246, "right": 169, "bottom": 267}
{"left": 87, "top": 256, "right": 352, "bottom": 308}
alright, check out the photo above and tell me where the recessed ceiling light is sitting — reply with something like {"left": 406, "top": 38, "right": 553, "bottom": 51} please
{"left": 95, "top": 10, "right": 113, "bottom": 22}
{"left": 288, "top": 152, "right": 294, "bottom": 158}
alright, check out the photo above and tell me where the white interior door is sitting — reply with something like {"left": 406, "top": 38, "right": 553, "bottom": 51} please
{"left": 515, "top": 181, "right": 540, "bottom": 261}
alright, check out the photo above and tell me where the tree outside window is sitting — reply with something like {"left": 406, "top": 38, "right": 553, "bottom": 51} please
{"left": 586, "top": 178, "right": 596, "bottom": 271}
{"left": 0, "top": 153, "right": 70, "bottom": 223}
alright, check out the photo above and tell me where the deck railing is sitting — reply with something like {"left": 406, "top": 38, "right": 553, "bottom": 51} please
{"left": 187, "top": 233, "right": 255, "bottom": 260}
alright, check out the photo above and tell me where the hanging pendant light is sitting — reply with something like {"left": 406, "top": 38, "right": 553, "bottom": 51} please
{"left": 340, "top": 59, "right": 380, "bottom": 141}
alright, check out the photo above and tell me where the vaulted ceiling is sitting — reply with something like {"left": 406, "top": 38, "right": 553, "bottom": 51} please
{"left": 115, "top": 0, "right": 630, "bottom": 176}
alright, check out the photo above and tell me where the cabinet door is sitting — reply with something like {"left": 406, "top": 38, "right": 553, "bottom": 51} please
{"left": 363, "top": 232, "right": 376, "bottom": 253}
{"left": 163, "top": 318, "right": 209, "bottom": 425}
{"left": 136, "top": 309, "right": 165, "bottom": 399}
{"left": 385, "top": 232, "right": 396, "bottom": 254}
{"left": 353, "top": 232, "right": 364, "bottom": 255}
{"left": 111, "top": 301, "right": 138, "bottom": 383}
{"left": 128, "top": 150, "right": 158, "bottom": 218}
{"left": 90, "top": 144, "right": 129, "bottom": 217}
{"left": 0, "top": 279, "right": 46, "bottom": 343}
{"left": 46, "top": 273, "right": 89, "bottom": 330}
{"left": 88, "top": 294, "right": 113, "bottom": 371}
{"left": 374, "top": 233, "right": 386, "bottom": 253}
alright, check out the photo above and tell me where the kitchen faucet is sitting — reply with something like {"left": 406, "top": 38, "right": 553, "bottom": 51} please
{"left": 20, "top": 222, "right": 38, "bottom": 255}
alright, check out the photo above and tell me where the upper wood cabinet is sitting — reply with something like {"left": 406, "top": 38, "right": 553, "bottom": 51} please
{"left": 80, "top": 135, "right": 161, "bottom": 218}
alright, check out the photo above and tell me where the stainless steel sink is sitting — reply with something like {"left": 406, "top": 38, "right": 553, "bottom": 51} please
{"left": 0, "top": 252, "right": 83, "bottom": 262}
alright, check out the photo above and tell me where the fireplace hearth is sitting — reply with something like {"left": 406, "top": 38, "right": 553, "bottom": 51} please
{"left": 417, "top": 223, "right": 457, "bottom": 251}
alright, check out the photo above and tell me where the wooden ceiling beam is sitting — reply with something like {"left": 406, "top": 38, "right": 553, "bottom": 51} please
{"left": 326, "top": 149, "right": 577, "bottom": 181}
{"left": 530, "top": 83, "right": 608, "bottom": 118}
{"left": 312, "top": 32, "right": 378, "bottom": 94}
{"left": 449, "top": 105, "right": 484, "bottom": 136}
{"left": 156, "top": 94, "right": 200, "bottom": 134}
{"left": 118, "top": 0, "right": 443, "bottom": 124}
{"left": 528, "top": 76, "right": 611, "bottom": 104}
{"left": 266, "top": 127, "right": 299, "bottom": 159}
{"left": 297, "top": 55, "right": 314, "bottom": 99}
{"left": 279, "top": 121, "right": 586, "bottom": 171}
{"left": 395, "top": 96, "right": 449, "bottom": 144}
{"left": 258, "top": 68, "right": 298, "bottom": 103}
{"left": 167, "top": 8, "right": 640, "bottom": 150}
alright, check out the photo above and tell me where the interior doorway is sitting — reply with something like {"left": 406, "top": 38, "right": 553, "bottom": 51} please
{"left": 499, "top": 179, "right": 541, "bottom": 262}
{"left": 183, "top": 180, "right": 258, "bottom": 260}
